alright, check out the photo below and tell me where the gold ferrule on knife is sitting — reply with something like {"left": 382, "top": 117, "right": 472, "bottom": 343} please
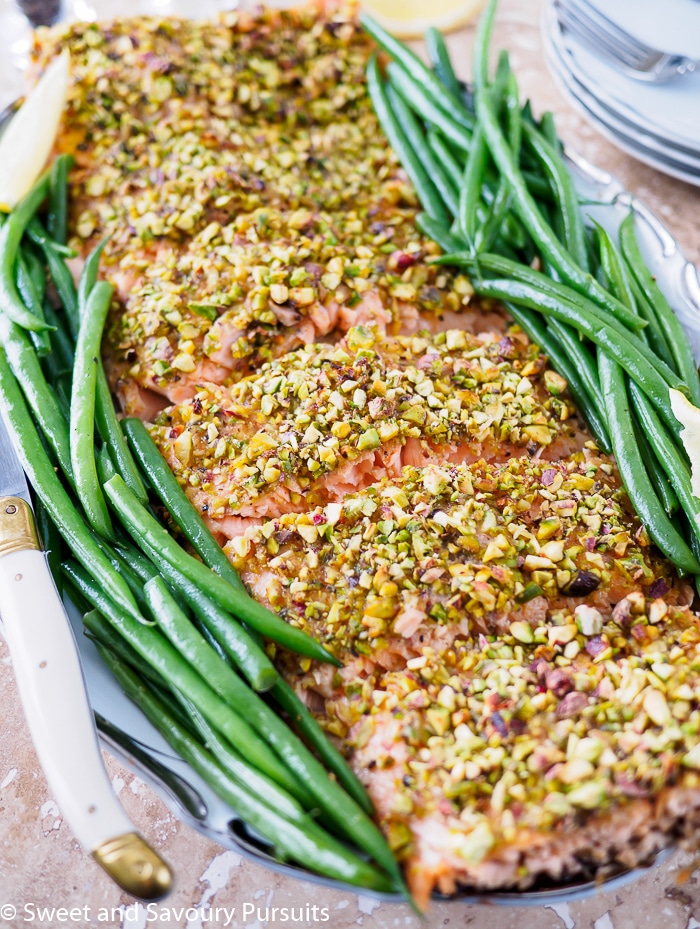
{"left": 0, "top": 497, "right": 40, "bottom": 557}
{"left": 93, "top": 832, "right": 172, "bottom": 900}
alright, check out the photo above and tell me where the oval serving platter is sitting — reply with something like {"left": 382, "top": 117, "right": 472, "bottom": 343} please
{"left": 2, "top": 7, "right": 700, "bottom": 899}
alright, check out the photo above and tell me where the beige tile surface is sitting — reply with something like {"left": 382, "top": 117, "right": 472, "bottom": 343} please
{"left": 3, "top": 1, "right": 700, "bottom": 926}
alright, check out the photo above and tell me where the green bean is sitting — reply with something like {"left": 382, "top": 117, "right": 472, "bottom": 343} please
{"left": 271, "top": 678, "right": 373, "bottom": 815}
{"left": 123, "top": 418, "right": 246, "bottom": 591}
{"left": 375, "top": 56, "right": 472, "bottom": 152}
{"left": 460, "top": 50, "right": 511, "bottom": 249}
{"left": 47, "top": 154, "right": 73, "bottom": 246}
{"left": 595, "top": 220, "right": 683, "bottom": 519}
{"left": 434, "top": 250, "right": 645, "bottom": 331}
{"left": 0, "top": 312, "right": 73, "bottom": 479}
{"left": 130, "top": 548, "right": 280, "bottom": 692}
{"left": 100, "top": 649, "right": 396, "bottom": 892}
{"left": 366, "top": 57, "right": 449, "bottom": 226}
{"left": 619, "top": 213, "right": 700, "bottom": 405}
{"left": 386, "top": 71, "right": 459, "bottom": 217}
{"left": 24, "top": 251, "right": 55, "bottom": 363}
{"left": 176, "top": 693, "right": 309, "bottom": 824}
{"left": 546, "top": 317, "right": 602, "bottom": 409}
{"left": 145, "top": 574, "right": 377, "bottom": 838}
{"left": 84, "top": 609, "right": 162, "bottom": 686}
{"left": 77, "top": 238, "right": 108, "bottom": 316}
{"left": 103, "top": 474, "right": 339, "bottom": 665}
{"left": 143, "top": 576, "right": 280, "bottom": 723}
{"left": 23, "top": 247, "right": 46, "bottom": 302}
{"left": 95, "top": 537, "right": 153, "bottom": 614}
{"left": 70, "top": 280, "right": 114, "bottom": 539}
{"left": 61, "top": 558, "right": 302, "bottom": 797}
{"left": 61, "top": 575, "right": 94, "bottom": 618}
{"left": 111, "top": 538, "right": 155, "bottom": 582}
{"left": 119, "top": 535, "right": 277, "bottom": 693}
{"left": 42, "top": 301, "right": 75, "bottom": 372}
{"left": 145, "top": 573, "right": 402, "bottom": 886}
{"left": 16, "top": 253, "right": 50, "bottom": 356}
{"left": 191, "top": 617, "right": 230, "bottom": 665}
{"left": 55, "top": 374, "right": 72, "bottom": 422}
{"left": 95, "top": 443, "right": 117, "bottom": 486}
{"left": 426, "top": 130, "right": 463, "bottom": 189}
{"left": 416, "top": 213, "right": 464, "bottom": 253}
{"left": 593, "top": 221, "right": 635, "bottom": 310}
{"left": 522, "top": 170, "right": 554, "bottom": 202}
{"left": 458, "top": 126, "right": 488, "bottom": 247}
{"left": 426, "top": 27, "right": 463, "bottom": 100}
{"left": 84, "top": 609, "right": 199, "bottom": 736}
{"left": 504, "top": 302, "right": 611, "bottom": 451}
{"left": 26, "top": 218, "right": 79, "bottom": 339}
{"left": 0, "top": 174, "right": 53, "bottom": 332}
{"left": 35, "top": 497, "right": 63, "bottom": 594}
{"left": 522, "top": 122, "right": 588, "bottom": 272}
{"left": 0, "top": 350, "right": 140, "bottom": 619}
{"left": 539, "top": 110, "right": 559, "bottom": 150}
{"left": 493, "top": 46, "right": 512, "bottom": 93}
{"left": 361, "top": 13, "right": 474, "bottom": 132}
{"left": 598, "top": 355, "right": 700, "bottom": 573}
{"left": 629, "top": 380, "right": 700, "bottom": 546}
{"left": 471, "top": 0, "right": 649, "bottom": 326}
{"left": 637, "top": 425, "right": 679, "bottom": 517}
{"left": 472, "top": 277, "right": 685, "bottom": 429}
{"left": 476, "top": 74, "right": 521, "bottom": 253}
{"left": 473, "top": 0, "right": 496, "bottom": 89}
{"left": 95, "top": 367, "right": 148, "bottom": 503}
{"left": 591, "top": 221, "right": 679, "bottom": 401}
{"left": 628, "top": 274, "right": 675, "bottom": 367}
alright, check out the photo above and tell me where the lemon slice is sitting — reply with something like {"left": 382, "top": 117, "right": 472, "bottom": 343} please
{"left": 360, "top": 0, "right": 486, "bottom": 39}
{"left": 670, "top": 387, "right": 700, "bottom": 500}
{"left": 0, "top": 49, "right": 70, "bottom": 213}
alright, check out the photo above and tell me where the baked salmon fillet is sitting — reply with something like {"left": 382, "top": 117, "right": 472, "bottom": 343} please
{"left": 32, "top": 6, "right": 502, "bottom": 418}
{"left": 31, "top": 2, "right": 700, "bottom": 905}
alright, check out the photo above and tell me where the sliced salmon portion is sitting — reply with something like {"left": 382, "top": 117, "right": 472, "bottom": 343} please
{"left": 148, "top": 326, "right": 584, "bottom": 537}
{"left": 230, "top": 453, "right": 700, "bottom": 904}
{"left": 102, "top": 205, "right": 485, "bottom": 414}
{"left": 231, "top": 451, "right": 682, "bottom": 675}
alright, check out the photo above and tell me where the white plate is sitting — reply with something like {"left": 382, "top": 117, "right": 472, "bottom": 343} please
{"left": 545, "top": 7, "right": 700, "bottom": 169}
{"left": 543, "top": 9, "right": 700, "bottom": 187}
{"left": 546, "top": 0, "right": 700, "bottom": 155}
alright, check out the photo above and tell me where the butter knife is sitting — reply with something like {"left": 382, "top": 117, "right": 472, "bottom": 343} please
{"left": 0, "top": 413, "right": 172, "bottom": 900}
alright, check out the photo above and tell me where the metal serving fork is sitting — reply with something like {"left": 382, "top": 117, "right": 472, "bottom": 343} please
{"left": 554, "top": 0, "right": 699, "bottom": 82}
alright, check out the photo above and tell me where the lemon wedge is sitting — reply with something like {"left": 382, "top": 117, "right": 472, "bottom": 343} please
{"left": 360, "top": 0, "right": 486, "bottom": 38}
{"left": 670, "top": 387, "right": 700, "bottom": 500}
{"left": 0, "top": 49, "right": 70, "bottom": 213}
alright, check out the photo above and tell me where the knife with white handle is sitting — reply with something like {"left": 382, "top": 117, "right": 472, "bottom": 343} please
{"left": 0, "top": 418, "right": 172, "bottom": 900}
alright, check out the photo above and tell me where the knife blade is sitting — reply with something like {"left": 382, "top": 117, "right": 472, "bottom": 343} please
{"left": 0, "top": 411, "right": 172, "bottom": 900}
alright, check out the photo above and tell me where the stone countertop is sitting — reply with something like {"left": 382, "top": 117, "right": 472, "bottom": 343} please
{"left": 3, "top": 1, "right": 700, "bottom": 927}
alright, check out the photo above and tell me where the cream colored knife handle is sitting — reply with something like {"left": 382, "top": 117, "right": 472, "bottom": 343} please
{"left": 0, "top": 497, "right": 172, "bottom": 900}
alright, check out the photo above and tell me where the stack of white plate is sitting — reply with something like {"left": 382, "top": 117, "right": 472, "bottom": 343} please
{"left": 542, "top": 0, "right": 700, "bottom": 187}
